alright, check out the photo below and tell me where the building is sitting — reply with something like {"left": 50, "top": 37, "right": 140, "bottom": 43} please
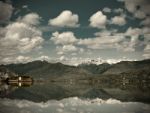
{"left": 7, "top": 76, "right": 33, "bottom": 87}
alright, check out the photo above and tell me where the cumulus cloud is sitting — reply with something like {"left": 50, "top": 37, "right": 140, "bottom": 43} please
{"left": 77, "top": 26, "right": 148, "bottom": 52}
{"left": 36, "top": 55, "right": 50, "bottom": 61}
{"left": 125, "top": 27, "right": 142, "bottom": 36}
{"left": 134, "top": 10, "right": 146, "bottom": 19}
{"left": 124, "top": 0, "right": 150, "bottom": 19}
{"left": 144, "top": 44, "right": 150, "bottom": 51}
{"left": 0, "top": 1, "right": 13, "bottom": 23}
{"left": 119, "top": 36, "right": 141, "bottom": 52}
{"left": 89, "top": 11, "right": 107, "bottom": 29}
{"left": 111, "top": 16, "right": 126, "bottom": 26}
{"left": 51, "top": 31, "right": 82, "bottom": 55}
{"left": 50, "top": 26, "right": 149, "bottom": 58}
{"left": 62, "top": 45, "right": 78, "bottom": 52}
{"left": 2, "top": 22, "right": 43, "bottom": 53}
{"left": 51, "top": 31, "right": 77, "bottom": 45}
{"left": 18, "top": 13, "right": 41, "bottom": 25}
{"left": 143, "top": 44, "right": 150, "bottom": 59}
{"left": 94, "top": 30, "right": 117, "bottom": 37}
{"left": 15, "top": 56, "right": 31, "bottom": 63}
{"left": 116, "top": 27, "right": 149, "bottom": 52}
{"left": 48, "top": 10, "right": 79, "bottom": 27}
{"left": 1, "top": 56, "right": 31, "bottom": 64}
{"left": 94, "top": 31, "right": 111, "bottom": 37}
{"left": 78, "top": 35, "right": 124, "bottom": 49}
{"left": 122, "top": 26, "right": 150, "bottom": 52}
{"left": 1, "top": 55, "right": 52, "bottom": 64}
{"left": 22, "top": 5, "right": 28, "bottom": 9}
{"left": 56, "top": 45, "right": 78, "bottom": 55}
{"left": 117, "top": 0, "right": 124, "bottom": 2}
{"left": 59, "top": 56, "right": 66, "bottom": 61}
{"left": 0, "top": 13, "right": 44, "bottom": 64}
{"left": 103, "top": 7, "right": 111, "bottom": 13}
{"left": 140, "top": 17, "right": 150, "bottom": 27}
{"left": 113, "top": 8, "right": 124, "bottom": 13}
{"left": 143, "top": 54, "right": 150, "bottom": 59}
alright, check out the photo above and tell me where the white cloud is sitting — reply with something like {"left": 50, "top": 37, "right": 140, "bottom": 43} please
{"left": 79, "top": 48, "right": 84, "bottom": 53}
{"left": 18, "top": 13, "right": 41, "bottom": 25}
{"left": 94, "top": 29, "right": 117, "bottom": 37}
{"left": 77, "top": 26, "right": 148, "bottom": 52}
{"left": 94, "top": 31, "right": 111, "bottom": 37}
{"left": 113, "top": 8, "right": 124, "bottom": 13}
{"left": 36, "top": 55, "right": 50, "bottom": 61}
{"left": 59, "top": 56, "right": 66, "bottom": 61}
{"left": 62, "top": 45, "right": 78, "bottom": 52}
{"left": 15, "top": 56, "right": 31, "bottom": 63}
{"left": 0, "top": 21, "right": 44, "bottom": 64}
{"left": 103, "top": 7, "right": 111, "bottom": 13}
{"left": 143, "top": 27, "right": 150, "bottom": 34}
{"left": 51, "top": 27, "right": 149, "bottom": 57}
{"left": 143, "top": 44, "right": 150, "bottom": 59}
{"left": 2, "top": 56, "right": 31, "bottom": 64}
{"left": 117, "top": 27, "right": 150, "bottom": 52}
{"left": 48, "top": 10, "right": 79, "bottom": 27}
{"left": 125, "top": 27, "right": 142, "bottom": 36}
{"left": 124, "top": 0, "right": 150, "bottom": 19}
{"left": 78, "top": 35, "right": 124, "bottom": 49}
{"left": 50, "top": 31, "right": 85, "bottom": 55}
{"left": 2, "top": 55, "right": 51, "bottom": 64}
{"left": 51, "top": 31, "right": 77, "bottom": 45}
{"left": 111, "top": 16, "right": 126, "bottom": 26}
{"left": 143, "top": 53, "right": 150, "bottom": 59}
{"left": 22, "top": 5, "right": 28, "bottom": 9}
{"left": 105, "top": 58, "right": 137, "bottom": 64}
{"left": 144, "top": 44, "right": 150, "bottom": 51}
{"left": 4, "top": 22, "right": 43, "bottom": 53}
{"left": 57, "top": 51, "right": 64, "bottom": 55}
{"left": 89, "top": 11, "right": 107, "bottom": 29}
{"left": 140, "top": 17, "right": 150, "bottom": 26}
{"left": 118, "top": 36, "right": 140, "bottom": 52}
{"left": 134, "top": 10, "right": 146, "bottom": 19}
{"left": 124, "top": 0, "right": 142, "bottom": 13}
{"left": 56, "top": 45, "right": 78, "bottom": 55}
{"left": 124, "top": 27, "right": 150, "bottom": 39}
{"left": 117, "top": 0, "right": 124, "bottom": 2}
{"left": 0, "top": 1, "right": 13, "bottom": 23}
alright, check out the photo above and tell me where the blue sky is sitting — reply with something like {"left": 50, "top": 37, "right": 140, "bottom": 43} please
{"left": 0, "top": 0, "right": 150, "bottom": 65}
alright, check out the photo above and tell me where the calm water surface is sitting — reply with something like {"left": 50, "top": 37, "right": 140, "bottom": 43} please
{"left": 0, "top": 78, "right": 150, "bottom": 113}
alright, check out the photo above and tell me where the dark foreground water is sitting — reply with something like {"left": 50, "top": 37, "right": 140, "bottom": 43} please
{"left": 0, "top": 80, "right": 150, "bottom": 113}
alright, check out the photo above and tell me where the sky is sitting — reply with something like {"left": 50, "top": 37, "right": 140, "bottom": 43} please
{"left": 0, "top": 0, "right": 150, "bottom": 65}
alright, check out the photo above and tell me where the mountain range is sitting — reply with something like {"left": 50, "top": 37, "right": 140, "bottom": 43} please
{"left": 0, "top": 59, "right": 150, "bottom": 80}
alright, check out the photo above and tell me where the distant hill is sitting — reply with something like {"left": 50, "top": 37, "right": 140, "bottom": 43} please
{"left": 1, "top": 60, "right": 89, "bottom": 78}
{"left": 79, "top": 63, "right": 111, "bottom": 74}
{"left": 0, "top": 59, "right": 150, "bottom": 80}
{"left": 103, "top": 59, "right": 150, "bottom": 75}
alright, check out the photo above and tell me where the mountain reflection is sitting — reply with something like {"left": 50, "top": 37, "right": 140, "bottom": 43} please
{"left": 0, "top": 76, "right": 33, "bottom": 97}
{"left": 0, "top": 77, "right": 150, "bottom": 103}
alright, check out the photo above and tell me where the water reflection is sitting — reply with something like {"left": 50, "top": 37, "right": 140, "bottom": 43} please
{"left": 0, "top": 76, "right": 33, "bottom": 97}
{"left": 0, "top": 77, "right": 150, "bottom": 103}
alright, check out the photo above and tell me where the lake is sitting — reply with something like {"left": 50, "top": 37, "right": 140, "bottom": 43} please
{"left": 0, "top": 79, "right": 150, "bottom": 113}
